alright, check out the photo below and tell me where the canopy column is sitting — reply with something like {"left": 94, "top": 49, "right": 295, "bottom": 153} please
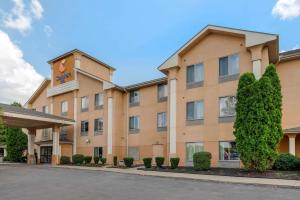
{"left": 52, "top": 125, "right": 60, "bottom": 165}
{"left": 27, "top": 128, "right": 36, "bottom": 164}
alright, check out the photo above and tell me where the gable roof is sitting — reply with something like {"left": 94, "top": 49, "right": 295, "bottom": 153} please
{"left": 25, "top": 79, "right": 50, "bottom": 106}
{"left": 279, "top": 48, "right": 300, "bottom": 62}
{"left": 158, "top": 25, "right": 279, "bottom": 72}
{"left": 47, "top": 49, "right": 116, "bottom": 71}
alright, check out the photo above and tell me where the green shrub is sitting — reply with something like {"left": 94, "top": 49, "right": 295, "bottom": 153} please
{"left": 100, "top": 157, "right": 107, "bottom": 165}
{"left": 3, "top": 156, "right": 9, "bottom": 161}
{"left": 273, "top": 153, "right": 298, "bottom": 170}
{"left": 124, "top": 157, "right": 134, "bottom": 168}
{"left": 155, "top": 157, "right": 165, "bottom": 168}
{"left": 143, "top": 157, "right": 152, "bottom": 168}
{"left": 193, "top": 152, "right": 211, "bottom": 171}
{"left": 94, "top": 157, "right": 100, "bottom": 164}
{"left": 295, "top": 158, "right": 300, "bottom": 170}
{"left": 60, "top": 156, "right": 70, "bottom": 164}
{"left": 170, "top": 157, "right": 180, "bottom": 169}
{"left": 72, "top": 154, "right": 84, "bottom": 165}
{"left": 84, "top": 156, "right": 92, "bottom": 164}
{"left": 113, "top": 156, "right": 118, "bottom": 166}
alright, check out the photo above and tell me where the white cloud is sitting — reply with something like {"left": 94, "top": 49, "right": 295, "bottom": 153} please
{"left": 292, "top": 44, "right": 300, "bottom": 50}
{"left": 272, "top": 0, "right": 300, "bottom": 20}
{"left": 30, "top": 0, "right": 43, "bottom": 19}
{"left": 43, "top": 24, "right": 53, "bottom": 37}
{"left": 3, "top": 0, "right": 43, "bottom": 33}
{"left": 0, "top": 30, "right": 44, "bottom": 104}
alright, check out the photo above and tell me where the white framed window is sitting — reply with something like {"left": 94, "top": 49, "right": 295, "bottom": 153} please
{"left": 81, "top": 96, "right": 89, "bottom": 112}
{"left": 219, "top": 54, "right": 239, "bottom": 77}
{"left": 158, "top": 84, "right": 168, "bottom": 101}
{"left": 219, "top": 96, "right": 236, "bottom": 117}
{"left": 187, "top": 64, "right": 204, "bottom": 85}
{"left": 128, "top": 147, "right": 140, "bottom": 161}
{"left": 157, "top": 112, "right": 167, "bottom": 128}
{"left": 94, "top": 118, "right": 103, "bottom": 134}
{"left": 129, "top": 90, "right": 140, "bottom": 104}
{"left": 219, "top": 141, "right": 239, "bottom": 161}
{"left": 186, "top": 100, "right": 204, "bottom": 121}
{"left": 129, "top": 116, "right": 140, "bottom": 131}
{"left": 186, "top": 142, "right": 204, "bottom": 162}
{"left": 81, "top": 120, "right": 89, "bottom": 135}
{"left": 61, "top": 101, "right": 68, "bottom": 115}
{"left": 95, "top": 93, "right": 103, "bottom": 109}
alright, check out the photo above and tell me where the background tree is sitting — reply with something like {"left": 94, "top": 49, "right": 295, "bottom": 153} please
{"left": 234, "top": 64, "right": 283, "bottom": 171}
{"left": 0, "top": 108, "right": 6, "bottom": 145}
{"left": 6, "top": 102, "right": 28, "bottom": 162}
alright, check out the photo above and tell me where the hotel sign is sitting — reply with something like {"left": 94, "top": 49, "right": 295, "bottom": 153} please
{"left": 56, "top": 59, "right": 71, "bottom": 84}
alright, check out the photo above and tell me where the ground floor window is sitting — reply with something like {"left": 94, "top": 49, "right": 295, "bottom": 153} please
{"left": 94, "top": 147, "right": 103, "bottom": 158}
{"left": 186, "top": 142, "right": 204, "bottom": 162}
{"left": 128, "top": 147, "right": 140, "bottom": 161}
{"left": 219, "top": 141, "right": 239, "bottom": 160}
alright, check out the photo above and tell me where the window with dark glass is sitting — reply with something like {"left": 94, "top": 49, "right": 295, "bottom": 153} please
{"left": 129, "top": 90, "right": 140, "bottom": 105}
{"left": 81, "top": 120, "right": 89, "bottom": 135}
{"left": 186, "top": 101, "right": 204, "bottom": 121}
{"left": 186, "top": 64, "right": 204, "bottom": 88}
{"left": 219, "top": 54, "right": 239, "bottom": 77}
{"left": 158, "top": 84, "right": 168, "bottom": 101}
{"left": 94, "top": 118, "right": 103, "bottom": 134}
{"left": 219, "top": 141, "right": 239, "bottom": 160}
{"left": 95, "top": 93, "right": 103, "bottom": 109}
{"left": 129, "top": 116, "right": 140, "bottom": 132}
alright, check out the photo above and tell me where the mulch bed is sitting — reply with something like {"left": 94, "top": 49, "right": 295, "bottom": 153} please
{"left": 138, "top": 167, "right": 300, "bottom": 180}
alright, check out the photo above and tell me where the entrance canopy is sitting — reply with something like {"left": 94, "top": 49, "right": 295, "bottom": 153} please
{"left": 0, "top": 103, "right": 75, "bottom": 129}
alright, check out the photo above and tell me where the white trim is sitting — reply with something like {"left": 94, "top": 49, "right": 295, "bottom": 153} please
{"left": 52, "top": 128, "right": 60, "bottom": 156}
{"left": 47, "top": 80, "right": 79, "bottom": 97}
{"left": 73, "top": 93, "right": 77, "bottom": 155}
{"left": 169, "top": 79, "right": 177, "bottom": 154}
{"left": 289, "top": 136, "right": 296, "bottom": 156}
{"left": 253, "top": 60, "right": 262, "bottom": 79}
{"left": 107, "top": 97, "right": 113, "bottom": 155}
{"left": 3, "top": 112, "right": 75, "bottom": 125}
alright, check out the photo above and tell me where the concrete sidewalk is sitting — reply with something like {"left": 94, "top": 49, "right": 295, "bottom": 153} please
{"left": 54, "top": 165, "right": 300, "bottom": 188}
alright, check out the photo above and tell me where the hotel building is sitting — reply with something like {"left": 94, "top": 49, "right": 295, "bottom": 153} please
{"left": 26, "top": 25, "right": 300, "bottom": 167}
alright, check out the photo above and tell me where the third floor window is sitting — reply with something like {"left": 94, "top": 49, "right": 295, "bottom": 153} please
{"left": 158, "top": 84, "right": 168, "bottom": 102}
{"left": 61, "top": 101, "right": 68, "bottom": 116}
{"left": 129, "top": 90, "right": 140, "bottom": 106}
{"left": 81, "top": 96, "right": 89, "bottom": 112}
{"left": 186, "top": 63, "right": 204, "bottom": 88}
{"left": 95, "top": 93, "right": 104, "bottom": 109}
{"left": 219, "top": 54, "right": 239, "bottom": 78}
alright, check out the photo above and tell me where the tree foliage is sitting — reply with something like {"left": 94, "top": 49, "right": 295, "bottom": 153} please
{"left": 234, "top": 64, "right": 283, "bottom": 171}
{"left": 0, "top": 107, "right": 6, "bottom": 145}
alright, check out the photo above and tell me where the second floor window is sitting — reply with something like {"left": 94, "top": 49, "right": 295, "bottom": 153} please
{"left": 60, "top": 126, "right": 67, "bottom": 141}
{"left": 158, "top": 84, "right": 168, "bottom": 101}
{"left": 129, "top": 90, "right": 140, "bottom": 105}
{"left": 186, "top": 101, "right": 204, "bottom": 121}
{"left": 95, "top": 93, "right": 103, "bottom": 109}
{"left": 219, "top": 96, "right": 236, "bottom": 117}
{"left": 81, "top": 96, "right": 89, "bottom": 112}
{"left": 157, "top": 112, "right": 167, "bottom": 128}
{"left": 187, "top": 63, "right": 204, "bottom": 87}
{"left": 219, "top": 54, "right": 239, "bottom": 77}
{"left": 61, "top": 101, "right": 68, "bottom": 115}
{"left": 94, "top": 118, "right": 103, "bottom": 134}
{"left": 81, "top": 120, "right": 89, "bottom": 135}
{"left": 42, "top": 105, "right": 49, "bottom": 113}
{"left": 129, "top": 116, "right": 140, "bottom": 131}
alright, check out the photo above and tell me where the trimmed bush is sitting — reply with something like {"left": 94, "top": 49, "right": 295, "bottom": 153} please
{"left": 273, "top": 153, "right": 298, "bottom": 170}
{"left": 143, "top": 157, "right": 152, "bottom": 168}
{"left": 193, "top": 152, "right": 211, "bottom": 171}
{"left": 124, "top": 157, "right": 134, "bottom": 168}
{"left": 113, "top": 156, "right": 118, "bottom": 166}
{"left": 170, "top": 157, "right": 180, "bottom": 169}
{"left": 72, "top": 154, "right": 84, "bottom": 165}
{"left": 3, "top": 156, "right": 9, "bottom": 162}
{"left": 84, "top": 156, "right": 92, "bottom": 164}
{"left": 100, "top": 157, "right": 107, "bottom": 165}
{"left": 60, "top": 156, "right": 70, "bottom": 165}
{"left": 94, "top": 156, "right": 100, "bottom": 164}
{"left": 155, "top": 157, "right": 165, "bottom": 168}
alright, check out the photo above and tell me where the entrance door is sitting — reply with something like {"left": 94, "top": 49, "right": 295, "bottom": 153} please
{"left": 40, "top": 146, "right": 52, "bottom": 164}
{"left": 152, "top": 144, "right": 164, "bottom": 160}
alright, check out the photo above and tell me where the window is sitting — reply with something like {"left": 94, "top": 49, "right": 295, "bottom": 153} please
{"left": 61, "top": 101, "right": 68, "bottom": 116}
{"left": 94, "top": 147, "right": 103, "bottom": 158}
{"left": 157, "top": 112, "right": 167, "bottom": 129}
{"left": 219, "top": 141, "right": 239, "bottom": 161}
{"left": 81, "top": 120, "right": 89, "bottom": 135}
{"left": 42, "top": 105, "right": 49, "bottom": 113}
{"left": 219, "top": 54, "right": 239, "bottom": 77}
{"left": 60, "top": 126, "right": 67, "bottom": 141}
{"left": 129, "top": 90, "right": 140, "bottom": 106}
{"left": 219, "top": 96, "right": 236, "bottom": 117}
{"left": 42, "top": 129, "right": 49, "bottom": 140}
{"left": 158, "top": 84, "right": 168, "bottom": 101}
{"left": 186, "top": 101, "right": 204, "bottom": 121}
{"left": 81, "top": 96, "right": 89, "bottom": 112}
{"left": 129, "top": 116, "right": 140, "bottom": 132}
{"left": 94, "top": 118, "right": 103, "bottom": 134}
{"left": 95, "top": 93, "right": 103, "bottom": 109}
{"left": 187, "top": 64, "right": 204, "bottom": 88}
{"left": 128, "top": 147, "right": 140, "bottom": 161}
{"left": 186, "top": 143, "right": 204, "bottom": 162}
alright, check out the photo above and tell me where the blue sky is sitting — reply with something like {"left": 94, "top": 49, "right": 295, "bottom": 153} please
{"left": 0, "top": 0, "right": 300, "bottom": 103}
